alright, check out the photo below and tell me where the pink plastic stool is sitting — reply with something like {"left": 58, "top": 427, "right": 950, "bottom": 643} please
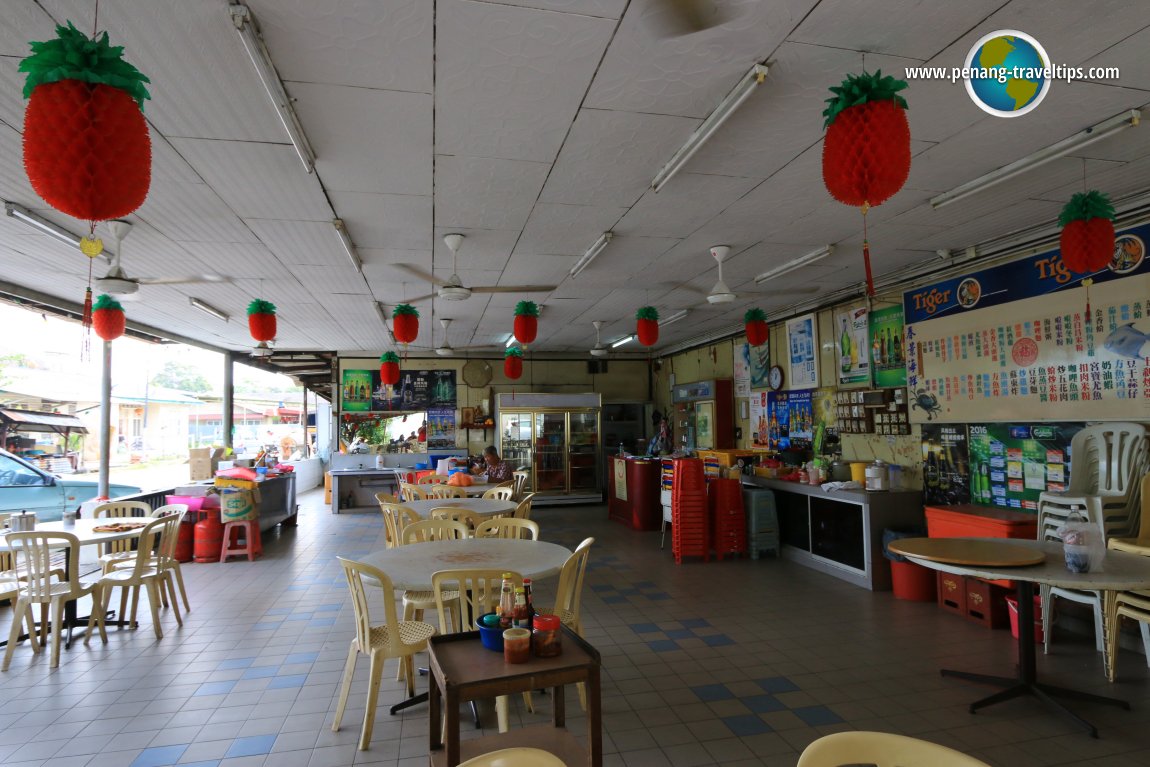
{"left": 220, "top": 520, "right": 262, "bottom": 562}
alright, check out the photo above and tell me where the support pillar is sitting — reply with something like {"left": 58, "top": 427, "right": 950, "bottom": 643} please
{"left": 98, "top": 340, "right": 112, "bottom": 498}
{"left": 223, "top": 351, "right": 235, "bottom": 451}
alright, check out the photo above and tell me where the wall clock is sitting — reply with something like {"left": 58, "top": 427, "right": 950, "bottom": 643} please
{"left": 463, "top": 359, "right": 492, "bottom": 388}
{"left": 768, "top": 365, "right": 784, "bottom": 391}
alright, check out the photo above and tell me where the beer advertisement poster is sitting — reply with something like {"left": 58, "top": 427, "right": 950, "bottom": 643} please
{"left": 921, "top": 424, "right": 970, "bottom": 506}
{"left": 834, "top": 304, "right": 870, "bottom": 385}
{"left": 767, "top": 389, "right": 814, "bottom": 451}
{"left": 426, "top": 407, "right": 456, "bottom": 450}
{"left": 341, "top": 370, "right": 374, "bottom": 412}
{"left": 749, "top": 391, "right": 770, "bottom": 448}
{"left": 966, "top": 422, "right": 1081, "bottom": 510}
{"left": 868, "top": 305, "right": 907, "bottom": 388}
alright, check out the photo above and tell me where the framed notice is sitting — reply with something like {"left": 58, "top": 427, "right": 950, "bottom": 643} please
{"left": 786, "top": 314, "right": 819, "bottom": 389}
{"left": 749, "top": 391, "right": 770, "bottom": 448}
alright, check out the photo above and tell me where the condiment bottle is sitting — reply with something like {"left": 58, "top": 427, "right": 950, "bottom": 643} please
{"left": 522, "top": 578, "right": 537, "bottom": 628}
{"left": 513, "top": 587, "right": 528, "bottom": 628}
{"left": 498, "top": 573, "right": 515, "bottom": 629}
{"left": 503, "top": 628, "right": 531, "bottom": 663}
{"left": 532, "top": 614, "right": 562, "bottom": 657}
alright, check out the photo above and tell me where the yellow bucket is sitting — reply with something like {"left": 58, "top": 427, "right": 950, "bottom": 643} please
{"left": 849, "top": 462, "right": 869, "bottom": 483}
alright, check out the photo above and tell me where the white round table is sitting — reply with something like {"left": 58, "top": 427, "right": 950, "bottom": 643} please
{"left": 423, "top": 477, "right": 495, "bottom": 497}
{"left": 356, "top": 539, "right": 570, "bottom": 590}
{"left": 403, "top": 499, "right": 516, "bottom": 519}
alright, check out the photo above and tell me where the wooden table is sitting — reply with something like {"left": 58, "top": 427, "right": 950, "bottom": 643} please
{"left": 402, "top": 498, "right": 516, "bottom": 519}
{"left": 427, "top": 628, "right": 602, "bottom": 767}
{"left": 889, "top": 537, "right": 1150, "bottom": 737}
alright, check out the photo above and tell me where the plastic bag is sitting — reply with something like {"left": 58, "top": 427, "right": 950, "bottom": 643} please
{"left": 1056, "top": 510, "right": 1104, "bottom": 573}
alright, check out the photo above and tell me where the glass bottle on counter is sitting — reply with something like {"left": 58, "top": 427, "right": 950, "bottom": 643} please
{"left": 513, "top": 587, "right": 528, "bottom": 628}
{"left": 522, "top": 578, "right": 536, "bottom": 628}
{"left": 499, "top": 573, "right": 515, "bottom": 629}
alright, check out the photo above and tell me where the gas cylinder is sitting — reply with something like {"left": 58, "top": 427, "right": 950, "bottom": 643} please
{"left": 194, "top": 509, "right": 224, "bottom": 563}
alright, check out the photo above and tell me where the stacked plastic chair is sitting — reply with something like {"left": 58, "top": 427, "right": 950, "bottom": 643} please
{"left": 671, "top": 458, "right": 709, "bottom": 564}
{"left": 708, "top": 478, "right": 746, "bottom": 560}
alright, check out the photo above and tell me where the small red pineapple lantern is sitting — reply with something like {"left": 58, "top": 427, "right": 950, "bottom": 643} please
{"left": 379, "top": 352, "right": 400, "bottom": 386}
{"left": 513, "top": 301, "right": 539, "bottom": 345}
{"left": 504, "top": 347, "right": 524, "bottom": 380}
{"left": 1059, "top": 191, "right": 1116, "bottom": 274}
{"left": 822, "top": 70, "right": 910, "bottom": 296}
{"left": 20, "top": 23, "right": 152, "bottom": 243}
{"left": 247, "top": 299, "right": 277, "bottom": 343}
{"left": 392, "top": 304, "right": 419, "bottom": 345}
{"left": 636, "top": 307, "right": 659, "bottom": 347}
{"left": 745, "top": 308, "right": 768, "bottom": 347}
{"left": 91, "top": 294, "right": 125, "bottom": 341}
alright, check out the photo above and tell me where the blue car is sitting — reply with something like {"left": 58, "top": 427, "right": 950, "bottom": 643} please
{"left": 0, "top": 449, "right": 141, "bottom": 522}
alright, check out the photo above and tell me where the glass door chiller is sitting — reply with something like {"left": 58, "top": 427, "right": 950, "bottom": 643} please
{"left": 568, "top": 411, "right": 600, "bottom": 492}
{"left": 534, "top": 412, "right": 567, "bottom": 492}
{"left": 500, "top": 411, "right": 533, "bottom": 489}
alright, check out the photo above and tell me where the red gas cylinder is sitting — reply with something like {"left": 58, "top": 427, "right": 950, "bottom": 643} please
{"left": 194, "top": 509, "right": 223, "bottom": 563}
{"left": 174, "top": 514, "right": 196, "bottom": 563}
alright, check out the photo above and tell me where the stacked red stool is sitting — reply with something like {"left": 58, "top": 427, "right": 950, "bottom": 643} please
{"left": 708, "top": 478, "right": 747, "bottom": 560}
{"left": 671, "top": 458, "right": 709, "bottom": 564}
{"left": 220, "top": 520, "right": 263, "bottom": 562}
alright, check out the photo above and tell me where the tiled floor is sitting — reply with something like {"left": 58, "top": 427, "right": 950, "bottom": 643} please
{"left": 3, "top": 489, "right": 1150, "bottom": 766}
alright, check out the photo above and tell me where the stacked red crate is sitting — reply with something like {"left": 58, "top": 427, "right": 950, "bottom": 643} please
{"left": 708, "top": 478, "right": 747, "bottom": 560}
{"left": 671, "top": 458, "right": 709, "bottom": 564}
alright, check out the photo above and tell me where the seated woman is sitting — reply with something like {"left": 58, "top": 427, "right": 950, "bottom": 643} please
{"left": 472, "top": 445, "right": 512, "bottom": 483}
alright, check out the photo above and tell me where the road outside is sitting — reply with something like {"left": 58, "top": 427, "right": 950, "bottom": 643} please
{"left": 106, "top": 459, "right": 195, "bottom": 494}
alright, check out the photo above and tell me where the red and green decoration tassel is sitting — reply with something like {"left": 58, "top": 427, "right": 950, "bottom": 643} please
{"left": 513, "top": 300, "right": 540, "bottom": 345}
{"left": 20, "top": 22, "right": 152, "bottom": 244}
{"left": 91, "top": 294, "right": 125, "bottom": 342}
{"left": 247, "top": 299, "right": 277, "bottom": 343}
{"left": 822, "top": 70, "right": 910, "bottom": 296}
{"left": 504, "top": 346, "right": 524, "bottom": 380}
{"left": 744, "top": 308, "right": 768, "bottom": 347}
{"left": 636, "top": 306, "right": 659, "bottom": 347}
{"left": 1059, "top": 191, "right": 1116, "bottom": 274}
{"left": 392, "top": 304, "right": 419, "bottom": 344}
{"left": 379, "top": 352, "right": 400, "bottom": 387}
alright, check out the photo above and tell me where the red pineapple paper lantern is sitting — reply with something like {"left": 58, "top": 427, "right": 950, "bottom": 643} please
{"left": 379, "top": 352, "right": 400, "bottom": 386}
{"left": 513, "top": 300, "right": 539, "bottom": 345}
{"left": 91, "top": 294, "right": 125, "bottom": 341}
{"left": 1059, "top": 191, "right": 1116, "bottom": 274}
{"left": 392, "top": 304, "right": 419, "bottom": 344}
{"left": 636, "top": 307, "right": 659, "bottom": 347}
{"left": 822, "top": 70, "right": 910, "bottom": 208}
{"left": 20, "top": 23, "right": 152, "bottom": 230}
{"left": 247, "top": 299, "right": 277, "bottom": 343}
{"left": 744, "top": 308, "right": 768, "bottom": 347}
{"left": 504, "top": 347, "right": 523, "bottom": 380}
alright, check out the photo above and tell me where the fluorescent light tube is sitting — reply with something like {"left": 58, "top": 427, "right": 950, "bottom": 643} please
{"left": 189, "top": 297, "right": 229, "bottom": 322}
{"left": 651, "top": 63, "right": 769, "bottom": 193}
{"left": 5, "top": 201, "right": 84, "bottom": 249}
{"left": 569, "top": 232, "right": 613, "bottom": 278}
{"left": 505, "top": 335, "right": 519, "bottom": 348}
{"left": 230, "top": 4, "right": 316, "bottom": 173}
{"left": 931, "top": 109, "right": 1140, "bottom": 209}
{"left": 660, "top": 310, "right": 689, "bottom": 326}
{"left": 754, "top": 245, "right": 835, "bottom": 284}
{"left": 612, "top": 335, "right": 634, "bottom": 348}
{"left": 333, "top": 219, "right": 361, "bottom": 273}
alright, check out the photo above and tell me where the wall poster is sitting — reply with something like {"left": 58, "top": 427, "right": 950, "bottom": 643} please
{"left": 967, "top": 422, "right": 1081, "bottom": 511}
{"left": 905, "top": 223, "right": 1150, "bottom": 423}
{"left": 426, "top": 407, "right": 456, "bottom": 450}
{"left": 340, "top": 369, "right": 458, "bottom": 413}
{"left": 767, "top": 389, "right": 814, "bottom": 451}
{"left": 341, "top": 370, "right": 374, "bottom": 412}
{"left": 736, "top": 341, "right": 771, "bottom": 392}
{"left": 786, "top": 314, "right": 819, "bottom": 389}
{"left": 733, "top": 344, "right": 751, "bottom": 398}
{"left": 921, "top": 424, "right": 970, "bottom": 506}
{"left": 869, "top": 305, "right": 907, "bottom": 388}
{"left": 749, "top": 391, "right": 770, "bottom": 448}
{"left": 835, "top": 305, "right": 870, "bottom": 385}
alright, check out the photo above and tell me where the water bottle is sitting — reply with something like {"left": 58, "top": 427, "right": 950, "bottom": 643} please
{"left": 618, "top": 442, "right": 626, "bottom": 457}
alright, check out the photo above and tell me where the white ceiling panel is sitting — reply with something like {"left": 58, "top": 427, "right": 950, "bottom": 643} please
{"left": 1082, "top": 24, "right": 1150, "bottom": 94}
{"left": 171, "top": 139, "right": 332, "bottom": 221}
{"left": 244, "top": 219, "right": 349, "bottom": 268}
{"left": 0, "top": 1, "right": 51, "bottom": 57}
{"left": 291, "top": 82, "right": 432, "bottom": 196}
{"left": 252, "top": 0, "right": 432, "bottom": 93}
{"left": 515, "top": 202, "right": 631, "bottom": 257}
{"left": 435, "top": 156, "right": 551, "bottom": 232}
{"left": 616, "top": 173, "right": 761, "bottom": 238}
{"left": 0, "top": 57, "right": 30, "bottom": 136}
{"left": 436, "top": 0, "right": 617, "bottom": 163}
{"left": 493, "top": 0, "right": 627, "bottom": 18}
{"left": 173, "top": 242, "right": 289, "bottom": 281}
{"left": 135, "top": 181, "right": 259, "bottom": 245}
{"left": 327, "top": 191, "right": 432, "bottom": 251}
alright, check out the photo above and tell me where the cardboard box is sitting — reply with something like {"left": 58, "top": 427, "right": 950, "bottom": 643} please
{"left": 188, "top": 448, "right": 225, "bottom": 480}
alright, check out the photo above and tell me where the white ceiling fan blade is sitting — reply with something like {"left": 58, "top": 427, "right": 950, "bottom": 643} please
{"left": 403, "top": 292, "right": 436, "bottom": 304}
{"left": 472, "top": 285, "right": 557, "bottom": 294}
{"left": 136, "top": 274, "right": 232, "bottom": 285}
{"left": 747, "top": 286, "right": 821, "bottom": 296}
{"left": 395, "top": 263, "right": 446, "bottom": 286}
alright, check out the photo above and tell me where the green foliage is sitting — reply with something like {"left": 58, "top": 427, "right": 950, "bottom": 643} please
{"left": 151, "top": 361, "right": 211, "bottom": 394}
{"left": 392, "top": 303, "right": 419, "bottom": 317}
{"left": 1059, "top": 190, "right": 1116, "bottom": 225}
{"left": 20, "top": 22, "right": 151, "bottom": 107}
{"left": 505, "top": 346, "right": 524, "bottom": 358}
{"left": 636, "top": 306, "right": 659, "bottom": 321}
{"left": 744, "top": 308, "right": 767, "bottom": 323}
{"left": 823, "top": 70, "right": 908, "bottom": 128}
{"left": 514, "top": 300, "right": 539, "bottom": 317}
{"left": 246, "top": 299, "right": 276, "bottom": 316}
{"left": 92, "top": 294, "right": 123, "bottom": 312}
{"left": 380, "top": 351, "right": 400, "bottom": 364}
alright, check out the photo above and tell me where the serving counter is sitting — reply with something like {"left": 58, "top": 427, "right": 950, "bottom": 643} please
{"left": 329, "top": 468, "right": 403, "bottom": 514}
{"left": 740, "top": 476, "right": 923, "bottom": 591}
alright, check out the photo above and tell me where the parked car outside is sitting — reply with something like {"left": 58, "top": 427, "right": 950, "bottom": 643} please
{"left": 0, "top": 449, "right": 141, "bottom": 522}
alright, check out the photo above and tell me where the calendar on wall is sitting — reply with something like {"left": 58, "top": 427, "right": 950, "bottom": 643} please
{"left": 904, "top": 223, "right": 1150, "bottom": 423}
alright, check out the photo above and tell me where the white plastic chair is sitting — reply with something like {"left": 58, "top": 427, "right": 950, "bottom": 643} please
{"left": 457, "top": 748, "right": 567, "bottom": 767}
{"left": 797, "top": 731, "right": 991, "bottom": 767}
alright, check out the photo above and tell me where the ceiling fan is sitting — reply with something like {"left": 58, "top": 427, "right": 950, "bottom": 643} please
{"left": 648, "top": 0, "right": 729, "bottom": 36}
{"left": 95, "top": 220, "right": 231, "bottom": 296}
{"left": 435, "top": 318, "right": 455, "bottom": 357}
{"left": 590, "top": 320, "right": 608, "bottom": 357}
{"left": 399, "top": 233, "right": 557, "bottom": 303}
{"left": 677, "top": 245, "right": 820, "bottom": 307}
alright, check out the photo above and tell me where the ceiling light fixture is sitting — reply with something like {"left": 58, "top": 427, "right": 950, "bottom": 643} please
{"left": 651, "top": 63, "right": 769, "bottom": 193}
{"left": 754, "top": 245, "right": 835, "bottom": 284}
{"left": 505, "top": 335, "right": 519, "bottom": 348}
{"left": 611, "top": 335, "right": 635, "bottom": 348}
{"left": 660, "top": 309, "right": 690, "bottom": 326}
{"left": 333, "top": 219, "right": 361, "bottom": 273}
{"left": 229, "top": 4, "right": 316, "bottom": 173}
{"left": 930, "top": 109, "right": 1140, "bottom": 209}
{"left": 5, "top": 201, "right": 85, "bottom": 250}
{"left": 569, "top": 232, "right": 613, "bottom": 278}
{"left": 189, "top": 297, "right": 229, "bottom": 322}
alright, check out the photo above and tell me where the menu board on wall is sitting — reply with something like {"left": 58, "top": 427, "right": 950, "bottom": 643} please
{"left": 734, "top": 341, "right": 771, "bottom": 395}
{"left": 835, "top": 305, "right": 870, "bottom": 385}
{"left": 905, "top": 224, "right": 1150, "bottom": 423}
{"left": 967, "top": 422, "right": 1080, "bottom": 511}
{"left": 767, "top": 389, "right": 813, "bottom": 450}
{"left": 341, "top": 369, "right": 458, "bottom": 412}
{"left": 921, "top": 424, "right": 971, "bottom": 506}
{"left": 749, "top": 391, "right": 770, "bottom": 448}
{"left": 869, "top": 305, "right": 907, "bottom": 388}
{"left": 786, "top": 314, "right": 819, "bottom": 389}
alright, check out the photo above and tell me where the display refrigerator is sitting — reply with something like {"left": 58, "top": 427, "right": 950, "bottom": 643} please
{"left": 496, "top": 393, "right": 602, "bottom": 505}
{"left": 671, "top": 379, "right": 734, "bottom": 451}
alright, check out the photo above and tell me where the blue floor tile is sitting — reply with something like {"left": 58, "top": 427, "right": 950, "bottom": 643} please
{"left": 629, "top": 623, "right": 660, "bottom": 634}
{"left": 285, "top": 613, "right": 313, "bottom": 621}
{"left": 756, "top": 676, "right": 799, "bottom": 694}
{"left": 664, "top": 628, "right": 694, "bottom": 639}
{"left": 309, "top": 617, "right": 336, "bottom": 627}
{"left": 241, "top": 666, "right": 279, "bottom": 679}
{"left": 792, "top": 705, "right": 844, "bottom": 726}
{"left": 180, "top": 762, "right": 220, "bottom": 767}
{"left": 722, "top": 714, "right": 772, "bottom": 737}
{"left": 702, "top": 634, "right": 735, "bottom": 647}
{"left": 315, "top": 604, "right": 341, "bottom": 611}
{"left": 216, "top": 657, "right": 255, "bottom": 670}
{"left": 679, "top": 618, "right": 711, "bottom": 628}
{"left": 285, "top": 651, "right": 319, "bottom": 664}
{"left": 130, "top": 745, "right": 188, "bottom": 767}
{"left": 600, "top": 596, "right": 628, "bottom": 605}
{"left": 265, "top": 607, "right": 293, "bottom": 615}
{"left": 646, "top": 592, "right": 671, "bottom": 600}
{"left": 268, "top": 674, "right": 308, "bottom": 689}
{"left": 691, "top": 683, "right": 733, "bottom": 702}
{"left": 647, "top": 639, "right": 679, "bottom": 652}
{"left": 193, "top": 681, "right": 236, "bottom": 696}
{"left": 743, "top": 694, "right": 786, "bottom": 713}
{"left": 225, "top": 734, "right": 277, "bottom": 758}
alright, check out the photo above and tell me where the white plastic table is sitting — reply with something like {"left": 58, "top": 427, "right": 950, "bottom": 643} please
{"left": 890, "top": 537, "right": 1150, "bottom": 738}
{"left": 421, "top": 477, "right": 496, "bottom": 497}
{"left": 356, "top": 538, "right": 570, "bottom": 591}
{"left": 402, "top": 499, "right": 517, "bottom": 519}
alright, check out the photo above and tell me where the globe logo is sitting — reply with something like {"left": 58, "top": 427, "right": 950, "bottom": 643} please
{"left": 964, "top": 30, "right": 1051, "bottom": 117}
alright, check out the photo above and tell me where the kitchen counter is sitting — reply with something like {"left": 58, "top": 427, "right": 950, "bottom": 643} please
{"left": 329, "top": 468, "right": 403, "bottom": 514}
